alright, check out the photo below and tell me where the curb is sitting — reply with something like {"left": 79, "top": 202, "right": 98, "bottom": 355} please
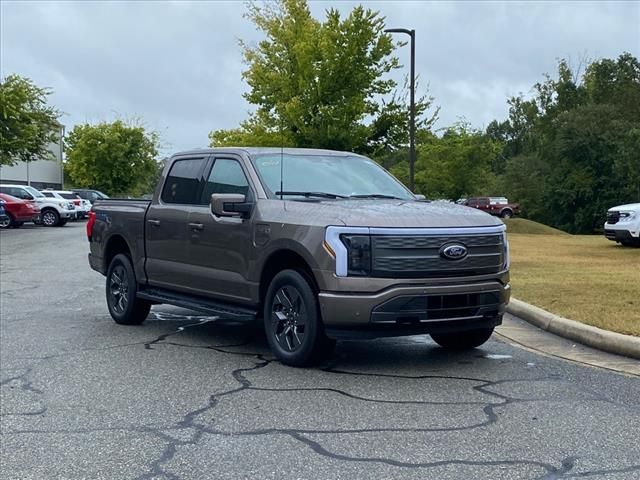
{"left": 506, "top": 298, "right": 640, "bottom": 361}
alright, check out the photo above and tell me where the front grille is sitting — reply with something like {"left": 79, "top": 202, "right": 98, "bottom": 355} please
{"left": 371, "top": 291, "right": 502, "bottom": 323}
{"left": 607, "top": 211, "right": 620, "bottom": 224}
{"left": 371, "top": 233, "right": 504, "bottom": 277}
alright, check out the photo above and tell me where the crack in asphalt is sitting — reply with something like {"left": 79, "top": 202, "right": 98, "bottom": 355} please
{"left": 3, "top": 316, "right": 639, "bottom": 480}
{"left": 0, "top": 368, "right": 47, "bottom": 417}
{"left": 123, "top": 319, "right": 639, "bottom": 480}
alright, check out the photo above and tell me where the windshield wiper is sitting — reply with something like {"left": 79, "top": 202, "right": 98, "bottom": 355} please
{"left": 349, "top": 194, "right": 403, "bottom": 200}
{"left": 276, "top": 191, "right": 347, "bottom": 199}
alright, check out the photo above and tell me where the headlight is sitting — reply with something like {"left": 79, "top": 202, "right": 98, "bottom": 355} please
{"left": 503, "top": 232, "right": 510, "bottom": 270}
{"left": 619, "top": 211, "right": 637, "bottom": 223}
{"left": 341, "top": 234, "right": 371, "bottom": 276}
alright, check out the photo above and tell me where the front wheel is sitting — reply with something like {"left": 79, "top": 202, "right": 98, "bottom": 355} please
{"left": 431, "top": 327, "right": 494, "bottom": 350}
{"left": 41, "top": 209, "right": 60, "bottom": 227}
{"left": 263, "top": 269, "right": 335, "bottom": 367}
{"left": 106, "top": 254, "right": 151, "bottom": 325}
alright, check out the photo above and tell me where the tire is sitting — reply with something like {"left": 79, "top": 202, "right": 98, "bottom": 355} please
{"left": 41, "top": 209, "right": 60, "bottom": 227}
{"left": 0, "top": 214, "right": 12, "bottom": 229}
{"left": 431, "top": 327, "right": 494, "bottom": 350}
{"left": 620, "top": 239, "right": 640, "bottom": 247}
{"left": 263, "top": 269, "right": 335, "bottom": 367}
{"left": 500, "top": 209, "right": 513, "bottom": 219}
{"left": 106, "top": 253, "right": 151, "bottom": 325}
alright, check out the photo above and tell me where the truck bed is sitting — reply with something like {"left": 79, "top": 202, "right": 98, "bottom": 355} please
{"left": 90, "top": 199, "right": 152, "bottom": 277}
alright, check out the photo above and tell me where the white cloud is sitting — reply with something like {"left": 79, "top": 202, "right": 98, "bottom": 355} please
{"left": 2, "top": 0, "right": 638, "bottom": 154}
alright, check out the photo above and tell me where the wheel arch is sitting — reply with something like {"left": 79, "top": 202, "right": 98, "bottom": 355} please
{"left": 258, "top": 249, "right": 319, "bottom": 309}
{"left": 104, "top": 234, "right": 133, "bottom": 272}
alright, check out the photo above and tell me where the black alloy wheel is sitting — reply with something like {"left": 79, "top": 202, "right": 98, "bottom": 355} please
{"left": 264, "top": 269, "right": 335, "bottom": 366}
{"left": 109, "top": 264, "right": 129, "bottom": 315}
{"left": 105, "top": 254, "right": 151, "bottom": 325}
{"left": 271, "top": 285, "right": 307, "bottom": 352}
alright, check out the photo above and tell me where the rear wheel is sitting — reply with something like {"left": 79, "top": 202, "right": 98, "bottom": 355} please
{"left": 41, "top": 209, "right": 60, "bottom": 227}
{"left": 500, "top": 209, "right": 513, "bottom": 219}
{"left": 263, "top": 269, "right": 335, "bottom": 366}
{"left": 106, "top": 254, "right": 151, "bottom": 325}
{"left": 0, "top": 214, "right": 12, "bottom": 229}
{"left": 431, "top": 327, "right": 494, "bottom": 350}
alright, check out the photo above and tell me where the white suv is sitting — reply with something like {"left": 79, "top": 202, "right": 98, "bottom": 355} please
{"left": 604, "top": 203, "right": 640, "bottom": 247}
{"left": 42, "top": 190, "right": 92, "bottom": 219}
{"left": 0, "top": 184, "right": 76, "bottom": 227}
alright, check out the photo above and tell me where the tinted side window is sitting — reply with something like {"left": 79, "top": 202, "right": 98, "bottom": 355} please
{"left": 468, "top": 199, "right": 478, "bottom": 207}
{"left": 161, "top": 158, "right": 204, "bottom": 204}
{"left": 200, "top": 159, "right": 249, "bottom": 205}
{"left": 42, "top": 192, "right": 54, "bottom": 198}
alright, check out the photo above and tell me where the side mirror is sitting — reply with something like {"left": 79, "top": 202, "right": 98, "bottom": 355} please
{"left": 23, "top": 194, "right": 34, "bottom": 200}
{"left": 414, "top": 194, "right": 426, "bottom": 201}
{"left": 211, "top": 193, "right": 252, "bottom": 218}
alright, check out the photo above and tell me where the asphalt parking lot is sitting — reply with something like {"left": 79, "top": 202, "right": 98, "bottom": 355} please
{"left": 1, "top": 222, "right": 639, "bottom": 480}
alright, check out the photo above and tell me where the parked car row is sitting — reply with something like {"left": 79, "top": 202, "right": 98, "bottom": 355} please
{"left": 0, "top": 184, "right": 109, "bottom": 229}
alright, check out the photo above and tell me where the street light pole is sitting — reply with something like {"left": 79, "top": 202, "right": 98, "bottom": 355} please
{"left": 385, "top": 27, "right": 416, "bottom": 192}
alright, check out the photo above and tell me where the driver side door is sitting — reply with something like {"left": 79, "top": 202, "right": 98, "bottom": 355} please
{"left": 185, "top": 156, "right": 257, "bottom": 304}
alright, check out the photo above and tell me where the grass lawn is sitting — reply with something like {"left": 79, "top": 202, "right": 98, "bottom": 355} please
{"left": 505, "top": 220, "right": 639, "bottom": 336}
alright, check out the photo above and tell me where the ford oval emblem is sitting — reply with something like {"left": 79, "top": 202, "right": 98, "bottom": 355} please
{"left": 440, "top": 243, "right": 468, "bottom": 260}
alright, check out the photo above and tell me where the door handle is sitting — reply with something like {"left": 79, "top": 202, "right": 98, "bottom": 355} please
{"left": 188, "top": 222, "right": 204, "bottom": 231}
{"left": 147, "top": 219, "right": 161, "bottom": 226}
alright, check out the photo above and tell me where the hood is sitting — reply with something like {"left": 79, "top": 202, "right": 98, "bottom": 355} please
{"left": 283, "top": 199, "right": 502, "bottom": 228}
{"left": 609, "top": 203, "right": 640, "bottom": 211}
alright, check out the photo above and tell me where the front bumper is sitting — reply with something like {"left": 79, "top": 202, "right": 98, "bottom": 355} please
{"left": 60, "top": 210, "right": 75, "bottom": 219}
{"left": 319, "top": 281, "right": 510, "bottom": 338}
{"left": 604, "top": 228, "right": 638, "bottom": 241}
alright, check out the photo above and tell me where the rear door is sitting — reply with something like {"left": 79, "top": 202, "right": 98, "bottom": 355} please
{"left": 184, "top": 155, "right": 256, "bottom": 303}
{"left": 145, "top": 156, "right": 207, "bottom": 291}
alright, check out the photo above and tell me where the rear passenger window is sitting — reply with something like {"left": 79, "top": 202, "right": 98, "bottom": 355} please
{"left": 161, "top": 158, "right": 204, "bottom": 204}
{"left": 200, "top": 159, "right": 249, "bottom": 204}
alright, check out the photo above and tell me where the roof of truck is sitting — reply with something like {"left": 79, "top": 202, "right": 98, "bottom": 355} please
{"left": 173, "top": 147, "right": 361, "bottom": 157}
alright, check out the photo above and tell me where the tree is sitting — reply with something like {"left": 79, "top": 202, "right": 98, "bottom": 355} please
{"left": 391, "top": 123, "right": 502, "bottom": 200}
{"left": 0, "top": 74, "right": 61, "bottom": 166}
{"left": 65, "top": 120, "right": 160, "bottom": 196}
{"left": 488, "top": 52, "right": 640, "bottom": 233}
{"left": 210, "top": 0, "right": 436, "bottom": 154}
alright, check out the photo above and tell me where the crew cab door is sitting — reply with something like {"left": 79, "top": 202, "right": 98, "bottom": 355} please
{"left": 184, "top": 156, "right": 256, "bottom": 303}
{"left": 145, "top": 156, "right": 207, "bottom": 290}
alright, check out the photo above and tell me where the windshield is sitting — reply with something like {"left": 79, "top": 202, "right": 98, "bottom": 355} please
{"left": 24, "top": 186, "right": 44, "bottom": 198}
{"left": 58, "top": 192, "right": 79, "bottom": 200}
{"left": 251, "top": 153, "right": 414, "bottom": 200}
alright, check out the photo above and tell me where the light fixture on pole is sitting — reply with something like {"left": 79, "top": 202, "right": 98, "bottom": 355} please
{"left": 384, "top": 27, "right": 416, "bottom": 192}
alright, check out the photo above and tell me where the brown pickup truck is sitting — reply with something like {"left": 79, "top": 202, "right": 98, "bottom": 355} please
{"left": 88, "top": 148, "right": 510, "bottom": 366}
{"left": 466, "top": 197, "right": 520, "bottom": 218}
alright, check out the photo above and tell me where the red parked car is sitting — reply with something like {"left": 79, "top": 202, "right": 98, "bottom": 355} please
{"left": 0, "top": 193, "right": 41, "bottom": 229}
{"left": 466, "top": 197, "right": 520, "bottom": 218}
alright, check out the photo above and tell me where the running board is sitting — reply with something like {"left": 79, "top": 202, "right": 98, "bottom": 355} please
{"left": 137, "top": 287, "right": 257, "bottom": 321}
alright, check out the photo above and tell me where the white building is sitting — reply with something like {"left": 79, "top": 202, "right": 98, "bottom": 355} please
{"left": 0, "top": 128, "right": 65, "bottom": 190}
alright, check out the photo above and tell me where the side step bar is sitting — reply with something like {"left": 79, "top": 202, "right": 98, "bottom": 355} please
{"left": 137, "top": 287, "right": 257, "bottom": 321}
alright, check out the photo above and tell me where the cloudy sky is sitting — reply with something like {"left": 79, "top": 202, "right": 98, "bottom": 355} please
{"left": 2, "top": 1, "right": 638, "bottom": 155}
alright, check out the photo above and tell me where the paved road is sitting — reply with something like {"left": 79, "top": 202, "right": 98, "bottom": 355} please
{"left": 1, "top": 223, "right": 639, "bottom": 480}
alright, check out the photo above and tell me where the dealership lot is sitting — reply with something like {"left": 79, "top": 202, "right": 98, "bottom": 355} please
{"left": 1, "top": 223, "right": 639, "bottom": 479}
